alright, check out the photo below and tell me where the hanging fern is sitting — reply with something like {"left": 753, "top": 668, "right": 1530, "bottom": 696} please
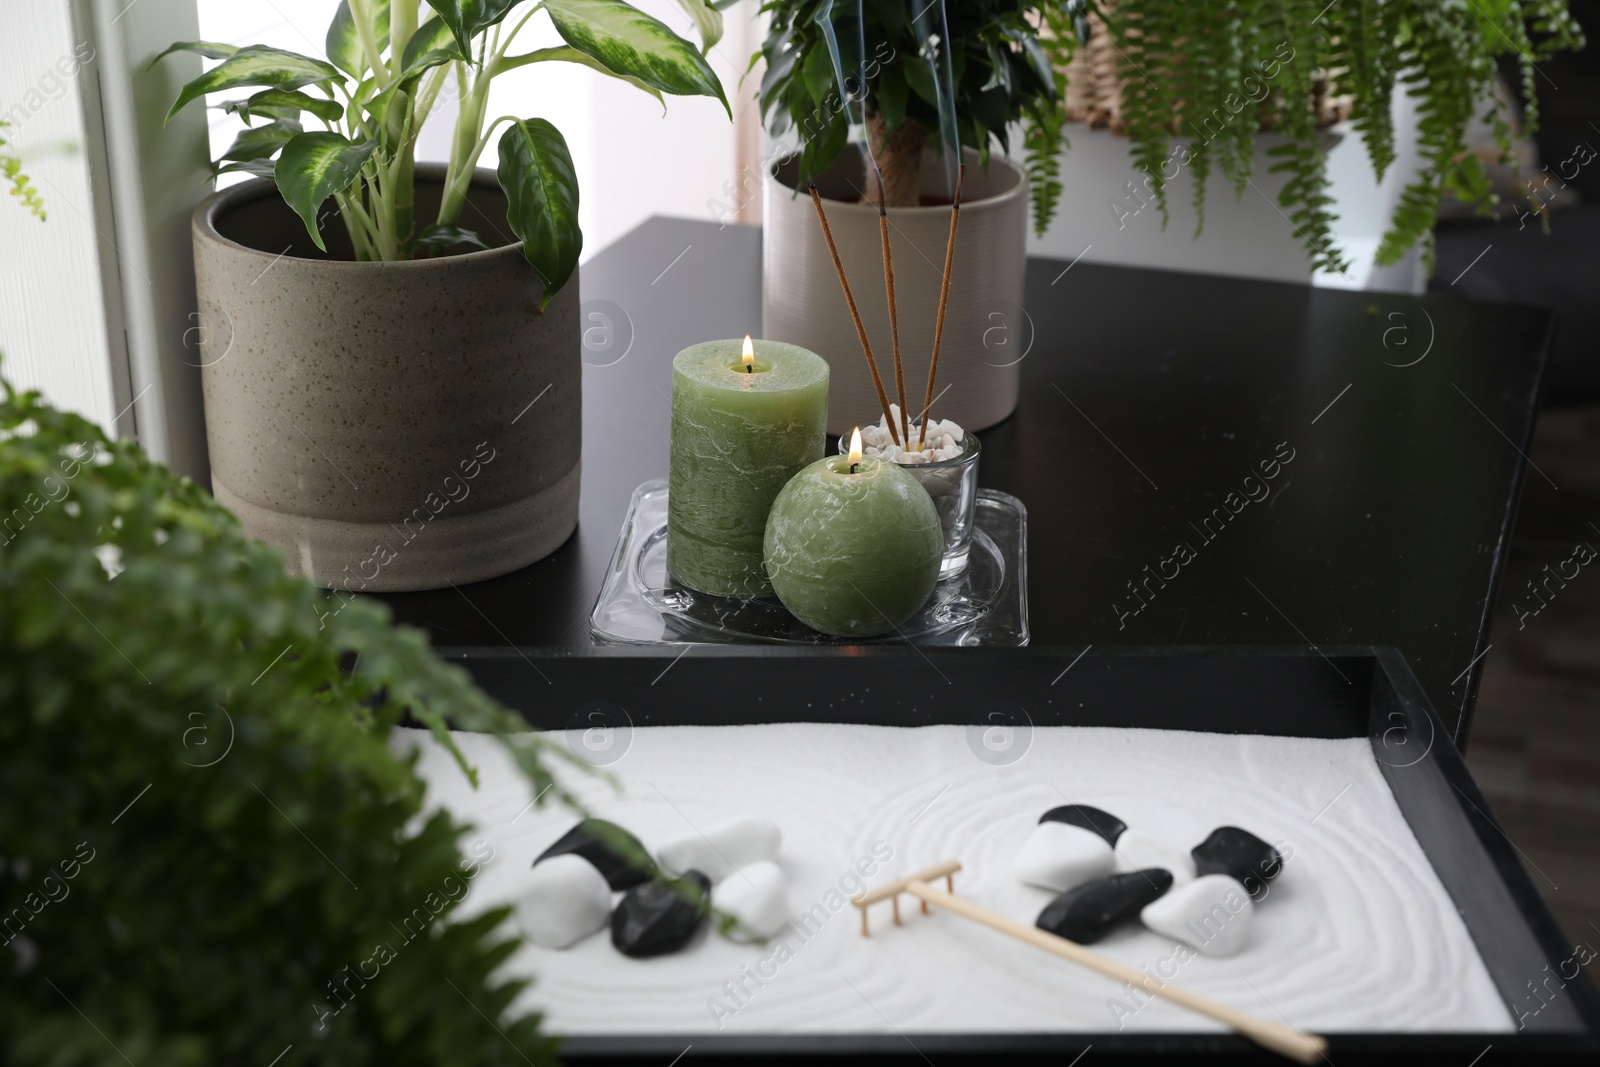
{"left": 1026, "top": 2, "right": 1083, "bottom": 232}
{"left": 756, "top": 0, "right": 1582, "bottom": 265}
{"left": 0, "top": 118, "right": 45, "bottom": 222}
{"left": 1068, "top": 0, "right": 1584, "bottom": 271}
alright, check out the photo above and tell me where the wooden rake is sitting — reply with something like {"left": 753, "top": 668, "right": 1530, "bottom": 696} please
{"left": 851, "top": 860, "right": 1327, "bottom": 1065}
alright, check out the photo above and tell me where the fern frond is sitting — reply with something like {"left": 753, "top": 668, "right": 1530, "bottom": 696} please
{"left": 1024, "top": 110, "right": 1065, "bottom": 236}
{"left": 0, "top": 119, "right": 46, "bottom": 223}
{"left": 1066, "top": 0, "right": 1581, "bottom": 275}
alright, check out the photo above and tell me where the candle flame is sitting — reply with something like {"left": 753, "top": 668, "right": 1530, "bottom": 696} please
{"left": 848, "top": 427, "right": 863, "bottom": 467}
{"left": 741, "top": 334, "right": 755, "bottom": 369}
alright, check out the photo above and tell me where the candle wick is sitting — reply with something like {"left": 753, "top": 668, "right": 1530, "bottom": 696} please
{"left": 850, "top": 462, "right": 859, "bottom": 474}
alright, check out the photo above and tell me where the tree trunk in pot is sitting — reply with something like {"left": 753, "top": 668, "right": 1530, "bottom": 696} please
{"left": 191, "top": 164, "right": 580, "bottom": 593}
{"left": 865, "top": 114, "right": 929, "bottom": 208}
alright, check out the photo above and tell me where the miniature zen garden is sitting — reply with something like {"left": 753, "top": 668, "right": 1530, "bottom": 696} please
{"left": 3, "top": 0, "right": 1597, "bottom": 1064}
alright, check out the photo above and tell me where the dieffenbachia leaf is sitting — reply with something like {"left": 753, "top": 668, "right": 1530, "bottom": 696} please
{"left": 226, "top": 88, "right": 344, "bottom": 124}
{"left": 416, "top": 223, "right": 490, "bottom": 252}
{"left": 326, "top": 0, "right": 392, "bottom": 78}
{"left": 220, "top": 119, "right": 303, "bottom": 163}
{"left": 401, "top": 16, "right": 461, "bottom": 77}
{"left": 165, "top": 45, "right": 343, "bottom": 124}
{"left": 359, "top": 20, "right": 465, "bottom": 138}
{"left": 543, "top": 0, "right": 729, "bottom": 115}
{"left": 214, "top": 159, "right": 278, "bottom": 179}
{"left": 148, "top": 40, "right": 238, "bottom": 67}
{"left": 672, "top": 0, "right": 723, "bottom": 53}
{"left": 219, "top": 99, "right": 303, "bottom": 123}
{"left": 430, "top": 0, "right": 520, "bottom": 60}
{"left": 493, "top": 46, "right": 664, "bottom": 108}
{"left": 274, "top": 132, "right": 375, "bottom": 251}
{"left": 496, "top": 118, "right": 581, "bottom": 309}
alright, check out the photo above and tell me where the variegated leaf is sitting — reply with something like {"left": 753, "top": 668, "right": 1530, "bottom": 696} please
{"left": 220, "top": 119, "right": 303, "bottom": 163}
{"left": 149, "top": 41, "right": 239, "bottom": 67}
{"left": 672, "top": 0, "right": 723, "bottom": 53}
{"left": 274, "top": 132, "right": 376, "bottom": 251}
{"left": 229, "top": 89, "right": 345, "bottom": 124}
{"left": 544, "top": 0, "right": 728, "bottom": 114}
{"left": 166, "top": 45, "right": 343, "bottom": 124}
{"left": 430, "top": 0, "right": 520, "bottom": 59}
{"left": 497, "top": 118, "right": 582, "bottom": 309}
{"left": 326, "top": 0, "right": 392, "bottom": 77}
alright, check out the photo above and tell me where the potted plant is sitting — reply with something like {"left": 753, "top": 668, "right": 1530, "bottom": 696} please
{"left": 0, "top": 360, "right": 579, "bottom": 1063}
{"left": 1037, "top": 0, "right": 1585, "bottom": 280}
{"left": 159, "top": 0, "right": 730, "bottom": 591}
{"left": 755, "top": 0, "right": 1069, "bottom": 433}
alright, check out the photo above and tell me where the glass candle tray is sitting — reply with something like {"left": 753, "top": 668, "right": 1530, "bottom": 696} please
{"left": 589, "top": 479, "right": 1028, "bottom": 647}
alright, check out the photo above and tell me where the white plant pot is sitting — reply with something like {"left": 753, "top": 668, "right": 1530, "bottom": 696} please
{"left": 762, "top": 148, "right": 1029, "bottom": 434}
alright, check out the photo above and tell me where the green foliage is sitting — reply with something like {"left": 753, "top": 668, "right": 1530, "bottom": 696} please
{"left": 1079, "top": 0, "right": 1584, "bottom": 272}
{"left": 0, "top": 117, "right": 46, "bottom": 222}
{"left": 159, "top": 0, "right": 727, "bottom": 302}
{"left": 498, "top": 118, "right": 585, "bottom": 307}
{"left": 544, "top": 0, "right": 729, "bottom": 112}
{"left": 759, "top": 0, "right": 1584, "bottom": 269}
{"left": 0, "top": 363, "right": 588, "bottom": 1065}
{"left": 757, "top": 0, "right": 1071, "bottom": 234}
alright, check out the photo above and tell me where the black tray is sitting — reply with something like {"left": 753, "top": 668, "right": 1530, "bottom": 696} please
{"left": 438, "top": 645, "right": 1600, "bottom": 1064}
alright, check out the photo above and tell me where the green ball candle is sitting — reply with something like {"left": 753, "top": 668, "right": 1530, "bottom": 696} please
{"left": 763, "top": 430, "right": 944, "bottom": 637}
{"left": 668, "top": 336, "right": 829, "bottom": 598}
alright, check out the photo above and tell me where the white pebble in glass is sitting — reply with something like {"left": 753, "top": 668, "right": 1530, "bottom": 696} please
{"left": 842, "top": 405, "right": 980, "bottom": 578}
{"left": 1012, "top": 821, "right": 1117, "bottom": 893}
{"left": 1140, "top": 873, "right": 1256, "bottom": 957}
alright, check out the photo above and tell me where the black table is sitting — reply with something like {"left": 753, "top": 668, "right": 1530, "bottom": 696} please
{"left": 374, "top": 217, "right": 1554, "bottom": 744}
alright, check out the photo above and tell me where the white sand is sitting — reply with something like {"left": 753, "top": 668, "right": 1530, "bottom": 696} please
{"left": 398, "top": 723, "right": 1513, "bottom": 1036}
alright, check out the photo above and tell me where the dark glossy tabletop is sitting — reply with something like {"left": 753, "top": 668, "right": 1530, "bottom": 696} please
{"left": 373, "top": 216, "right": 1554, "bottom": 744}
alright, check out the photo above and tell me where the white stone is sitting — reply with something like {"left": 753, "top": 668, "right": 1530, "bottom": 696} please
{"left": 713, "top": 860, "right": 790, "bottom": 941}
{"left": 1140, "top": 874, "right": 1255, "bottom": 957}
{"left": 1011, "top": 821, "right": 1117, "bottom": 893}
{"left": 1113, "top": 830, "right": 1197, "bottom": 885}
{"left": 858, "top": 405, "right": 967, "bottom": 464}
{"left": 514, "top": 854, "right": 612, "bottom": 950}
{"left": 657, "top": 816, "right": 782, "bottom": 883}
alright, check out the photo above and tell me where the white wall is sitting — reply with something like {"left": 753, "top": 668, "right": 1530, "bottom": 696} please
{"left": 0, "top": 3, "right": 118, "bottom": 432}
{"left": 197, "top": 0, "right": 755, "bottom": 258}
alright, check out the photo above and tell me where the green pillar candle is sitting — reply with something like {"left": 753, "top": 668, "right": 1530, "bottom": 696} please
{"left": 763, "top": 440, "right": 943, "bottom": 637}
{"left": 668, "top": 337, "right": 829, "bottom": 597}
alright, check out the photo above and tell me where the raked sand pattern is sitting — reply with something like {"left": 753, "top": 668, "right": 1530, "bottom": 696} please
{"left": 399, "top": 723, "right": 1513, "bottom": 1036}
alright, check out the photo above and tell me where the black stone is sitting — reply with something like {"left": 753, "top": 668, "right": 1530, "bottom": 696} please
{"left": 1038, "top": 804, "right": 1128, "bottom": 846}
{"left": 534, "top": 819, "right": 656, "bottom": 891}
{"left": 611, "top": 870, "right": 712, "bottom": 958}
{"left": 1191, "top": 826, "right": 1282, "bottom": 896}
{"left": 1036, "top": 869, "right": 1174, "bottom": 944}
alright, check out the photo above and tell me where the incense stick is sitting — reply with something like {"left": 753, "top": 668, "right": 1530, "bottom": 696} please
{"left": 808, "top": 183, "right": 901, "bottom": 446}
{"left": 918, "top": 165, "right": 963, "bottom": 451}
{"left": 876, "top": 181, "right": 911, "bottom": 447}
{"left": 854, "top": 861, "right": 1328, "bottom": 1065}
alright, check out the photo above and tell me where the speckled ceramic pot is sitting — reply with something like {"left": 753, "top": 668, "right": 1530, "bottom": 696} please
{"left": 192, "top": 164, "right": 579, "bottom": 592}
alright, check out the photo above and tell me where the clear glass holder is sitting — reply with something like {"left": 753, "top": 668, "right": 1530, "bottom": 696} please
{"left": 839, "top": 428, "right": 980, "bottom": 579}
{"left": 589, "top": 480, "right": 1028, "bottom": 647}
